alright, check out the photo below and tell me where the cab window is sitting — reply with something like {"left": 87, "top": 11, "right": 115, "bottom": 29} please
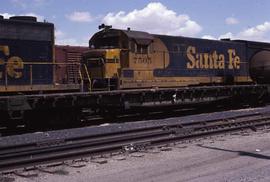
{"left": 130, "top": 41, "right": 151, "bottom": 54}
{"left": 137, "top": 44, "right": 148, "bottom": 54}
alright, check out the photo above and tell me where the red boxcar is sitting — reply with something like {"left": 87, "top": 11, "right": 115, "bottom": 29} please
{"left": 55, "top": 45, "right": 89, "bottom": 85}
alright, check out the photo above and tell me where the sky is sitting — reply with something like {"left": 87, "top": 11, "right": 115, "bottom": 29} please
{"left": 1, "top": 0, "right": 270, "bottom": 46}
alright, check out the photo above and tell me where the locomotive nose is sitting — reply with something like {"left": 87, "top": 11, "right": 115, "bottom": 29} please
{"left": 82, "top": 50, "right": 106, "bottom": 67}
{"left": 250, "top": 50, "right": 270, "bottom": 84}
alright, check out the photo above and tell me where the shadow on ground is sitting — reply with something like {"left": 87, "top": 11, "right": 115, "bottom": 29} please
{"left": 197, "top": 144, "right": 270, "bottom": 160}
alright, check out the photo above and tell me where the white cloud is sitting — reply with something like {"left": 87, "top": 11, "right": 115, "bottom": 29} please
{"left": 0, "top": 12, "right": 44, "bottom": 21}
{"left": 54, "top": 29, "right": 89, "bottom": 46}
{"left": 56, "top": 38, "right": 79, "bottom": 45}
{"left": 225, "top": 17, "right": 239, "bottom": 25}
{"left": 219, "top": 32, "right": 234, "bottom": 39}
{"left": 102, "top": 2, "right": 202, "bottom": 37}
{"left": 1, "top": 13, "right": 15, "bottom": 18}
{"left": 56, "top": 38, "right": 88, "bottom": 46}
{"left": 66, "top": 11, "right": 93, "bottom": 23}
{"left": 239, "top": 22, "right": 270, "bottom": 40}
{"left": 202, "top": 35, "right": 216, "bottom": 40}
{"left": 219, "top": 22, "right": 270, "bottom": 42}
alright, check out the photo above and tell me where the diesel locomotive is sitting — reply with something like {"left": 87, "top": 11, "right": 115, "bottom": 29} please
{"left": 0, "top": 16, "right": 82, "bottom": 94}
{"left": 82, "top": 25, "right": 270, "bottom": 90}
{"left": 1, "top": 15, "right": 270, "bottom": 94}
{"left": 1, "top": 16, "right": 270, "bottom": 128}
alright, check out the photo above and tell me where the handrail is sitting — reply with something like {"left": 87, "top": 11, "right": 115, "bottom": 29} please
{"left": 83, "top": 64, "right": 92, "bottom": 92}
{"left": 2, "top": 62, "right": 83, "bottom": 88}
{"left": 78, "top": 68, "right": 84, "bottom": 92}
{"left": 20, "top": 62, "right": 81, "bottom": 65}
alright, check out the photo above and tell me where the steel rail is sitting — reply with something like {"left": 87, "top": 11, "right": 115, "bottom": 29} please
{"left": 0, "top": 112, "right": 269, "bottom": 172}
{"left": 0, "top": 112, "right": 262, "bottom": 155}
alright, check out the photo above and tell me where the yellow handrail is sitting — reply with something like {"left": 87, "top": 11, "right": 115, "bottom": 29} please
{"left": 22, "top": 62, "right": 81, "bottom": 65}
{"left": 78, "top": 67, "right": 84, "bottom": 92}
{"left": 83, "top": 64, "right": 92, "bottom": 92}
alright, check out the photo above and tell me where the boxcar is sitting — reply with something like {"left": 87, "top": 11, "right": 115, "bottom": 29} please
{"left": 55, "top": 45, "right": 89, "bottom": 85}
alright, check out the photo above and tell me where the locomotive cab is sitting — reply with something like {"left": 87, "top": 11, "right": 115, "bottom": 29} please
{"left": 82, "top": 26, "right": 155, "bottom": 91}
{"left": 82, "top": 47, "right": 121, "bottom": 90}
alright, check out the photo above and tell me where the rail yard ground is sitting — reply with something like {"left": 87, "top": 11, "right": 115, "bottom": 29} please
{"left": 2, "top": 106, "right": 270, "bottom": 182}
{"left": 6, "top": 121, "right": 270, "bottom": 182}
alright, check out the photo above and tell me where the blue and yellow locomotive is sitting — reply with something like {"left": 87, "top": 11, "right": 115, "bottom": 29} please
{"left": 0, "top": 16, "right": 81, "bottom": 94}
{"left": 82, "top": 25, "right": 270, "bottom": 90}
{"left": 1, "top": 17, "right": 270, "bottom": 93}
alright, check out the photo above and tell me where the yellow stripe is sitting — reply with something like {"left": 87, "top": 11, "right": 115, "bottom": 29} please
{"left": 0, "top": 84, "right": 80, "bottom": 92}
{"left": 120, "top": 76, "right": 252, "bottom": 89}
{"left": 234, "top": 76, "right": 252, "bottom": 82}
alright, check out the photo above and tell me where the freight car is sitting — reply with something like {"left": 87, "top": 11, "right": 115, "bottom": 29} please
{"left": 0, "top": 16, "right": 82, "bottom": 94}
{"left": 55, "top": 45, "right": 89, "bottom": 85}
{"left": 82, "top": 25, "right": 270, "bottom": 90}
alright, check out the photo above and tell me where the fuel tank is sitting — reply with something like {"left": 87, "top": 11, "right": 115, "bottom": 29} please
{"left": 250, "top": 50, "right": 270, "bottom": 83}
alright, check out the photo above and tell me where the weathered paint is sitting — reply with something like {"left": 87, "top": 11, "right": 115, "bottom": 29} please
{"left": 55, "top": 45, "right": 89, "bottom": 84}
{"left": 84, "top": 28, "right": 270, "bottom": 90}
{"left": 153, "top": 35, "right": 248, "bottom": 78}
{"left": 104, "top": 49, "right": 121, "bottom": 78}
{"left": 0, "top": 17, "right": 54, "bottom": 88}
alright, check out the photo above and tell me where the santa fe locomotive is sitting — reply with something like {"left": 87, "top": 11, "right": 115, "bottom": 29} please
{"left": 1, "top": 16, "right": 270, "bottom": 93}
{"left": 0, "top": 15, "right": 88, "bottom": 95}
{"left": 82, "top": 25, "right": 270, "bottom": 90}
{"left": 1, "top": 16, "right": 270, "bottom": 128}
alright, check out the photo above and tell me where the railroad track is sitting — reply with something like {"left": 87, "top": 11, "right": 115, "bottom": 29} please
{"left": 1, "top": 111, "right": 270, "bottom": 172}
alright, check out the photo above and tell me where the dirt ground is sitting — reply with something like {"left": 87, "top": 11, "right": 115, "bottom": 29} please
{"left": 4, "top": 128, "right": 270, "bottom": 182}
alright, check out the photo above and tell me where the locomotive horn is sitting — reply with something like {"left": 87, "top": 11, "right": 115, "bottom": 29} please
{"left": 98, "top": 24, "right": 112, "bottom": 30}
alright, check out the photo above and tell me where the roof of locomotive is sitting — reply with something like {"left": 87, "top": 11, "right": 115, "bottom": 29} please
{"left": 0, "top": 15, "right": 54, "bottom": 27}
{"left": 90, "top": 27, "right": 270, "bottom": 49}
{"left": 153, "top": 32, "right": 270, "bottom": 47}
{"left": 0, "top": 16, "right": 54, "bottom": 41}
{"left": 90, "top": 27, "right": 244, "bottom": 47}
{"left": 89, "top": 28, "right": 154, "bottom": 46}
{"left": 121, "top": 29, "right": 154, "bottom": 44}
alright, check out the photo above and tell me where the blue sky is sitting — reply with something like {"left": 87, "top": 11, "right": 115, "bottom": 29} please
{"left": 1, "top": 0, "right": 270, "bottom": 45}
